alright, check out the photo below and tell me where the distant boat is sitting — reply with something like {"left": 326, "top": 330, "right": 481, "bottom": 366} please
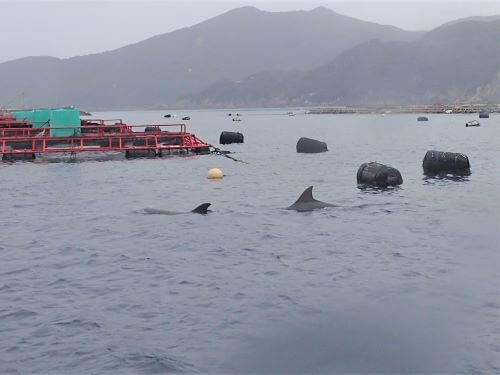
{"left": 417, "top": 116, "right": 429, "bottom": 122}
{"left": 182, "top": 116, "right": 191, "bottom": 121}
{"left": 479, "top": 112, "right": 489, "bottom": 118}
{"left": 287, "top": 112, "right": 295, "bottom": 116}
{"left": 444, "top": 109, "right": 453, "bottom": 114}
{"left": 164, "top": 114, "right": 172, "bottom": 118}
{"left": 232, "top": 117, "right": 241, "bottom": 122}
{"left": 228, "top": 113, "right": 232, "bottom": 116}
{"left": 466, "top": 120, "right": 480, "bottom": 127}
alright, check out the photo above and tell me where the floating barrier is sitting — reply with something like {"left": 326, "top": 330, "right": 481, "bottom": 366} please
{"left": 296, "top": 137, "right": 328, "bottom": 153}
{"left": 422, "top": 150, "right": 470, "bottom": 174}
{"left": 219, "top": 131, "right": 244, "bottom": 144}
{"left": 417, "top": 116, "right": 428, "bottom": 122}
{"left": 357, "top": 162, "right": 403, "bottom": 186}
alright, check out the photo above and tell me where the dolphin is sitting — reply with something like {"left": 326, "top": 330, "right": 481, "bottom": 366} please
{"left": 140, "top": 203, "right": 211, "bottom": 215}
{"left": 286, "top": 186, "right": 336, "bottom": 212}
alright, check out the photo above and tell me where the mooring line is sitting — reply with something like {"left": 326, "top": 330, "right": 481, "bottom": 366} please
{"left": 208, "top": 144, "right": 249, "bottom": 164}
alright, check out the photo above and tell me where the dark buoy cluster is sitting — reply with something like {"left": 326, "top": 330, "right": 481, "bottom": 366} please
{"left": 479, "top": 112, "right": 489, "bottom": 118}
{"left": 296, "top": 137, "right": 328, "bottom": 153}
{"left": 422, "top": 150, "right": 470, "bottom": 174}
{"left": 357, "top": 162, "right": 403, "bottom": 187}
{"left": 417, "top": 116, "right": 429, "bottom": 122}
{"left": 220, "top": 131, "right": 244, "bottom": 145}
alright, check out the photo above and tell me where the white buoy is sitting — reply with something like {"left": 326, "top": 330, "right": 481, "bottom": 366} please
{"left": 207, "top": 168, "right": 224, "bottom": 179}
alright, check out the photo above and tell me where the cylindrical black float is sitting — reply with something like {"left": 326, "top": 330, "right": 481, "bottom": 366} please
{"left": 479, "top": 112, "right": 489, "bottom": 118}
{"left": 125, "top": 149, "right": 156, "bottom": 158}
{"left": 357, "top": 162, "right": 403, "bottom": 186}
{"left": 422, "top": 150, "right": 470, "bottom": 173}
{"left": 296, "top": 137, "right": 328, "bottom": 153}
{"left": 417, "top": 116, "right": 428, "bottom": 121}
{"left": 219, "top": 131, "right": 244, "bottom": 145}
{"left": 2, "top": 153, "right": 36, "bottom": 161}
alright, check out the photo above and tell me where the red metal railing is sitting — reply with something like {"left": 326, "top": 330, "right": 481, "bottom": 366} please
{"left": 0, "top": 123, "right": 208, "bottom": 155}
{"left": 0, "top": 123, "right": 187, "bottom": 138}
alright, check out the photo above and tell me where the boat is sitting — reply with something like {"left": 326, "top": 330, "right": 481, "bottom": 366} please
{"left": 182, "top": 116, "right": 191, "bottom": 121}
{"left": 164, "top": 114, "right": 172, "bottom": 118}
{"left": 417, "top": 116, "right": 429, "bottom": 122}
{"left": 479, "top": 112, "right": 489, "bottom": 118}
{"left": 465, "top": 120, "right": 480, "bottom": 127}
{"left": 287, "top": 112, "right": 295, "bottom": 116}
{"left": 232, "top": 117, "right": 241, "bottom": 122}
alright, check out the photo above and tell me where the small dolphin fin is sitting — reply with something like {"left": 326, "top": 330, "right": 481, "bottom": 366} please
{"left": 191, "top": 203, "right": 211, "bottom": 214}
{"left": 293, "top": 186, "right": 316, "bottom": 204}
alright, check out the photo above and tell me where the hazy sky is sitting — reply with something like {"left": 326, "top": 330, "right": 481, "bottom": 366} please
{"left": 1, "top": 1, "right": 498, "bottom": 63}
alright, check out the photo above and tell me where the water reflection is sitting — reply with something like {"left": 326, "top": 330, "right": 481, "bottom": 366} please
{"left": 357, "top": 184, "right": 402, "bottom": 194}
{"left": 423, "top": 170, "right": 471, "bottom": 184}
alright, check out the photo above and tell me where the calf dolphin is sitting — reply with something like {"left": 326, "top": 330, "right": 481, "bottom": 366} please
{"left": 286, "top": 186, "right": 336, "bottom": 212}
{"left": 140, "top": 203, "right": 211, "bottom": 215}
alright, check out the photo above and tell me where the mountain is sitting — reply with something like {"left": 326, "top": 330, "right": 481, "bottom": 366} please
{"left": 439, "top": 15, "right": 500, "bottom": 27}
{"left": 180, "top": 19, "right": 500, "bottom": 107}
{"left": 0, "top": 6, "right": 421, "bottom": 110}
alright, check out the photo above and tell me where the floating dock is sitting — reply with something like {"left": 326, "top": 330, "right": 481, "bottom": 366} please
{"left": 0, "top": 110, "right": 210, "bottom": 161}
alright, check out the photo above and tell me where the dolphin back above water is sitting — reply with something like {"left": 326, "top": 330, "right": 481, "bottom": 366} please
{"left": 140, "top": 203, "right": 211, "bottom": 215}
{"left": 286, "top": 186, "right": 336, "bottom": 212}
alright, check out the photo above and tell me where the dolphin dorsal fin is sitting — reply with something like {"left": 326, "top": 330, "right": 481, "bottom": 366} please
{"left": 294, "top": 186, "right": 316, "bottom": 204}
{"left": 191, "top": 203, "right": 211, "bottom": 214}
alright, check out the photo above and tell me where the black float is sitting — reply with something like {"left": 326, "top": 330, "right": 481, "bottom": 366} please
{"left": 219, "top": 131, "right": 244, "bottom": 145}
{"left": 296, "top": 137, "right": 328, "bottom": 153}
{"left": 2, "top": 153, "right": 36, "bottom": 161}
{"left": 422, "top": 150, "right": 470, "bottom": 174}
{"left": 357, "top": 162, "right": 403, "bottom": 186}
{"left": 125, "top": 149, "right": 156, "bottom": 158}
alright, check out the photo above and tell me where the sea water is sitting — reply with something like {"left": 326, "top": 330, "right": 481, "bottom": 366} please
{"left": 0, "top": 110, "right": 498, "bottom": 373}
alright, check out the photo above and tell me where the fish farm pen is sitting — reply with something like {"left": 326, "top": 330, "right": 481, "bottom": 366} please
{"left": 0, "top": 109, "right": 210, "bottom": 161}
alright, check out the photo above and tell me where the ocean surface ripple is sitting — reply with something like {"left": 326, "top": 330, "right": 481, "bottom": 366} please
{"left": 0, "top": 110, "right": 498, "bottom": 373}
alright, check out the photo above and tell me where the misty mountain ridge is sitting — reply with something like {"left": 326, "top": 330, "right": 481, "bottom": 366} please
{"left": 180, "top": 18, "right": 500, "bottom": 108}
{"left": 0, "top": 6, "right": 497, "bottom": 110}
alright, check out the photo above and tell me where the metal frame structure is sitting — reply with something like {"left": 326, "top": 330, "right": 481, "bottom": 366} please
{"left": 0, "top": 119, "right": 210, "bottom": 159}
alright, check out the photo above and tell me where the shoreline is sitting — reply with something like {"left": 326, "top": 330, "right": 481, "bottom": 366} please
{"left": 307, "top": 103, "right": 500, "bottom": 114}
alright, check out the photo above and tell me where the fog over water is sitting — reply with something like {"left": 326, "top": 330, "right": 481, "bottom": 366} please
{"left": 0, "top": 110, "right": 498, "bottom": 373}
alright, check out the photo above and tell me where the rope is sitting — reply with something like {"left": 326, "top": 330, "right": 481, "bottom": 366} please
{"left": 208, "top": 144, "right": 249, "bottom": 164}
